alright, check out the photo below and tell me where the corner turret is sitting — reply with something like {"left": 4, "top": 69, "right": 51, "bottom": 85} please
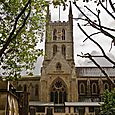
{"left": 68, "top": 1, "right": 73, "bottom": 22}
{"left": 46, "top": 3, "right": 51, "bottom": 22}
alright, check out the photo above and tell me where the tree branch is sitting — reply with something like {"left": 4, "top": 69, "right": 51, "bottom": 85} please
{"left": 99, "top": 0, "right": 115, "bottom": 20}
{"left": 0, "top": 0, "right": 31, "bottom": 57}
{"left": 73, "top": 2, "right": 115, "bottom": 32}
{"left": 109, "top": 0, "right": 115, "bottom": 13}
{"left": 73, "top": 1, "right": 115, "bottom": 41}
{"left": 12, "top": 4, "right": 31, "bottom": 41}
{"left": 83, "top": 32, "right": 101, "bottom": 42}
{"left": 77, "top": 53, "right": 115, "bottom": 87}
{"left": 78, "top": 23, "right": 115, "bottom": 66}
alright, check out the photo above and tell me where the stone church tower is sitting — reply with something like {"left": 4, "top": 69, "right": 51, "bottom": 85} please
{"left": 40, "top": 2, "right": 78, "bottom": 103}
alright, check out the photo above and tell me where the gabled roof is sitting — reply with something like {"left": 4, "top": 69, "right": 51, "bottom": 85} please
{"left": 45, "top": 52, "right": 72, "bottom": 74}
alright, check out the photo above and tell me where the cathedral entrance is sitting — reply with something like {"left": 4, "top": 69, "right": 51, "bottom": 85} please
{"left": 50, "top": 78, "right": 67, "bottom": 104}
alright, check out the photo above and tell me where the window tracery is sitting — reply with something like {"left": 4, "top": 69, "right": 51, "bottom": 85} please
{"left": 50, "top": 79, "right": 67, "bottom": 104}
{"left": 56, "top": 62, "right": 61, "bottom": 70}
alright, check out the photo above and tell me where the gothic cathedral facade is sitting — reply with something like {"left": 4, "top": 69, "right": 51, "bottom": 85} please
{"left": 12, "top": 2, "right": 115, "bottom": 115}
{"left": 40, "top": 2, "right": 78, "bottom": 103}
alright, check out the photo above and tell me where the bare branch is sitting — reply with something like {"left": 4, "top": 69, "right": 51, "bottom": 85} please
{"left": 99, "top": 0, "right": 115, "bottom": 20}
{"left": 73, "top": 1, "right": 115, "bottom": 41}
{"left": 77, "top": 23, "right": 115, "bottom": 66}
{"left": 109, "top": 0, "right": 115, "bottom": 12}
{"left": 109, "top": 39, "right": 115, "bottom": 52}
{"left": 77, "top": 53, "right": 115, "bottom": 87}
{"left": 88, "top": 20, "right": 115, "bottom": 40}
{"left": 73, "top": 2, "right": 115, "bottom": 32}
{"left": 77, "top": 54, "right": 104, "bottom": 57}
{"left": 73, "top": 18, "right": 87, "bottom": 21}
{"left": 84, "top": 5, "right": 98, "bottom": 17}
{"left": 84, "top": 5, "right": 102, "bottom": 30}
{"left": 83, "top": 32, "right": 101, "bottom": 42}
{"left": 83, "top": 6, "right": 115, "bottom": 39}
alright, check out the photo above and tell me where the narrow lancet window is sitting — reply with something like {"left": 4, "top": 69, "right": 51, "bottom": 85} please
{"left": 53, "top": 29, "right": 57, "bottom": 40}
{"left": 62, "top": 29, "right": 65, "bottom": 40}
{"left": 53, "top": 45, "right": 57, "bottom": 56}
{"left": 104, "top": 83, "right": 109, "bottom": 90}
{"left": 80, "top": 83, "right": 85, "bottom": 94}
{"left": 62, "top": 45, "right": 66, "bottom": 58}
{"left": 92, "top": 83, "right": 97, "bottom": 94}
{"left": 35, "top": 84, "right": 38, "bottom": 96}
{"left": 24, "top": 84, "right": 27, "bottom": 92}
{"left": 17, "top": 85, "right": 22, "bottom": 91}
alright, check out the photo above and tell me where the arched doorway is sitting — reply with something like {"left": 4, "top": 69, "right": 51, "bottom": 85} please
{"left": 50, "top": 78, "right": 67, "bottom": 104}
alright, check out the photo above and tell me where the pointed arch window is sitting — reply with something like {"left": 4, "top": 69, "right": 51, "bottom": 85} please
{"left": 62, "top": 45, "right": 66, "bottom": 58}
{"left": 80, "top": 83, "right": 85, "bottom": 94}
{"left": 17, "top": 84, "right": 22, "bottom": 91}
{"left": 104, "top": 83, "right": 109, "bottom": 90}
{"left": 53, "top": 29, "right": 57, "bottom": 40}
{"left": 35, "top": 84, "right": 38, "bottom": 96}
{"left": 62, "top": 29, "right": 65, "bottom": 40}
{"left": 29, "top": 83, "right": 33, "bottom": 99}
{"left": 53, "top": 45, "right": 57, "bottom": 56}
{"left": 24, "top": 84, "right": 27, "bottom": 92}
{"left": 50, "top": 79, "right": 67, "bottom": 104}
{"left": 56, "top": 62, "right": 61, "bottom": 70}
{"left": 92, "top": 83, "right": 97, "bottom": 94}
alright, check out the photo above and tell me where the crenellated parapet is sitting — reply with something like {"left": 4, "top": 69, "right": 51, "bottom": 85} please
{"left": 49, "top": 21, "right": 69, "bottom": 26}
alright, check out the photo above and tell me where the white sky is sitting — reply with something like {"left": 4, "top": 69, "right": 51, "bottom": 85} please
{"left": 34, "top": 1, "right": 115, "bottom": 75}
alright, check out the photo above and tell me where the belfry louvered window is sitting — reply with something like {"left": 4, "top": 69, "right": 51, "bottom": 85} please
{"left": 62, "top": 29, "right": 65, "bottom": 40}
{"left": 53, "top": 29, "right": 57, "bottom": 40}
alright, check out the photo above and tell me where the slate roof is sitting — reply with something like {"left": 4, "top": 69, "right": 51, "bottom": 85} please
{"left": 76, "top": 67, "right": 115, "bottom": 77}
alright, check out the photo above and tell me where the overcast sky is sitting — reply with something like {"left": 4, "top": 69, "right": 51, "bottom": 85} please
{"left": 34, "top": 1, "right": 115, "bottom": 75}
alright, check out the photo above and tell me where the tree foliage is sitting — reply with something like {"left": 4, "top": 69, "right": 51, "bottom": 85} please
{"left": 100, "top": 89, "right": 115, "bottom": 115}
{"left": 0, "top": 0, "right": 68, "bottom": 80}
{"left": 0, "top": 0, "right": 46, "bottom": 79}
{"left": 0, "top": 0, "right": 48, "bottom": 80}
